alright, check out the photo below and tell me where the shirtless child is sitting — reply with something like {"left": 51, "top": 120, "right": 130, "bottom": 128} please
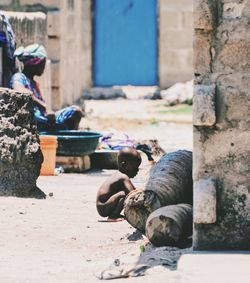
{"left": 96, "top": 147, "right": 142, "bottom": 221}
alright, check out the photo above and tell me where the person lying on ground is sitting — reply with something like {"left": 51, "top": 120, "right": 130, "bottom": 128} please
{"left": 96, "top": 147, "right": 142, "bottom": 222}
{"left": 9, "top": 43, "right": 83, "bottom": 132}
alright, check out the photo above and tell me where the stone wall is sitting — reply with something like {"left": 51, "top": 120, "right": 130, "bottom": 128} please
{"left": 158, "top": 0, "right": 193, "bottom": 88}
{"left": 193, "top": 0, "right": 250, "bottom": 250}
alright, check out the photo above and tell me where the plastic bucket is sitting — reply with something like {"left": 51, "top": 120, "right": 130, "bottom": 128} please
{"left": 39, "top": 135, "right": 58, "bottom": 176}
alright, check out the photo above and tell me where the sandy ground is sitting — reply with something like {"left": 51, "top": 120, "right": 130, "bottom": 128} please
{"left": 1, "top": 170, "right": 250, "bottom": 283}
{"left": 0, "top": 100, "right": 193, "bottom": 282}
{"left": 0, "top": 168, "right": 190, "bottom": 282}
{"left": 82, "top": 99, "right": 193, "bottom": 153}
{"left": 1, "top": 100, "right": 250, "bottom": 282}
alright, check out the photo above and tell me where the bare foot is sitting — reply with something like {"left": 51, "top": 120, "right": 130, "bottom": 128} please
{"left": 107, "top": 217, "right": 124, "bottom": 222}
{"left": 107, "top": 215, "right": 125, "bottom": 222}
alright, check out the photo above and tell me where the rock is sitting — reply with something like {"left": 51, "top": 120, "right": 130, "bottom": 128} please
{"left": 193, "top": 84, "right": 216, "bottom": 126}
{"left": 194, "top": 0, "right": 218, "bottom": 31}
{"left": 160, "top": 80, "right": 193, "bottom": 106}
{"left": 0, "top": 88, "right": 45, "bottom": 198}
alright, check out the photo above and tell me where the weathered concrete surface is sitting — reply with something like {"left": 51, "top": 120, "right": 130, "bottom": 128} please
{"left": 159, "top": 0, "right": 193, "bottom": 88}
{"left": 193, "top": 179, "right": 216, "bottom": 224}
{"left": 194, "top": 0, "right": 218, "bottom": 31}
{"left": 0, "top": 88, "right": 44, "bottom": 198}
{"left": 1, "top": 1, "right": 92, "bottom": 110}
{"left": 193, "top": 84, "right": 216, "bottom": 126}
{"left": 7, "top": 11, "right": 46, "bottom": 47}
{"left": 193, "top": 0, "right": 250, "bottom": 250}
{"left": 4, "top": 11, "right": 52, "bottom": 110}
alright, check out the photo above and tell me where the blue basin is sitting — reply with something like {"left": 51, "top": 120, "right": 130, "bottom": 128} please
{"left": 40, "top": 130, "right": 102, "bottom": 156}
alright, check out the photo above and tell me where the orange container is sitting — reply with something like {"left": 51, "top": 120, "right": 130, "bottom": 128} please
{"left": 39, "top": 135, "right": 58, "bottom": 176}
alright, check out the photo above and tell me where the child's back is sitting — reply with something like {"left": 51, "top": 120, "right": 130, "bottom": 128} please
{"left": 96, "top": 147, "right": 141, "bottom": 220}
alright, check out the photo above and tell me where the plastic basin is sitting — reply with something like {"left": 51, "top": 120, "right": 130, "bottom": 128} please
{"left": 40, "top": 130, "right": 102, "bottom": 156}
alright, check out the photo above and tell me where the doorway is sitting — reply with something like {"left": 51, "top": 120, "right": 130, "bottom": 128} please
{"left": 93, "top": 0, "right": 158, "bottom": 86}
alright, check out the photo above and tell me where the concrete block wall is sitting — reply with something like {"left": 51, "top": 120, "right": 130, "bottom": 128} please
{"left": 58, "top": 0, "right": 92, "bottom": 108}
{"left": 1, "top": 0, "right": 92, "bottom": 110}
{"left": 193, "top": 0, "right": 250, "bottom": 250}
{"left": 159, "top": 0, "right": 193, "bottom": 88}
{"left": 2, "top": 11, "right": 52, "bottom": 110}
{"left": 7, "top": 11, "right": 46, "bottom": 47}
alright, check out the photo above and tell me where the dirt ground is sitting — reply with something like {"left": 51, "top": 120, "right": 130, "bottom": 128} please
{"left": 0, "top": 100, "right": 193, "bottom": 282}
{"left": 82, "top": 99, "right": 193, "bottom": 153}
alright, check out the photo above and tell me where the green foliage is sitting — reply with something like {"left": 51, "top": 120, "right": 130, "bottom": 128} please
{"left": 149, "top": 117, "right": 159, "bottom": 125}
{"left": 158, "top": 105, "right": 192, "bottom": 115}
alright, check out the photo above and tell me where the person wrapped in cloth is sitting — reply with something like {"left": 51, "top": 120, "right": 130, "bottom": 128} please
{"left": 9, "top": 43, "right": 83, "bottom": 131}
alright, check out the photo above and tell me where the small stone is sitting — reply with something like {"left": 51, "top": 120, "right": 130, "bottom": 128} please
{"left": 194, "top": 179, "right": 217, "bottom": 224}
{"left": 114, "top": 259, "right": 120, "bottom": 266}
{"left": 193, "top": 84, "right": 216, "bottom": 126}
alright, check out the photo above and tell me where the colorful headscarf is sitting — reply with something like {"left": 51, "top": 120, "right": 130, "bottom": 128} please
{"left": 14, "top": 43, "right": 47, "bottom": 66}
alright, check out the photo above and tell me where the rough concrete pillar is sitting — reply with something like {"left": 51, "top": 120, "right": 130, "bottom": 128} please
{"left": 193, "top": 0, "right": 250, "bottom": 250}
{"left": 0, "top": 88, "right": 45, "bottom": 198}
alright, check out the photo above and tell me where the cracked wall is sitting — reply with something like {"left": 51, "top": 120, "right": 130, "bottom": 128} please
{"left": 193, "top": 0, "right": 250, "bottom": 250}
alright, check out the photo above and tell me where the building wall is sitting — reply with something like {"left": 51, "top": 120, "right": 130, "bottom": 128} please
{"left": 1, "top": 10, "right": 52, "bottom": 110}
{"left": 193, "top": 0, "right": 250, "bottom": 250}
{"left": 1, "top": 0, "right": 92, "bottom": 110}
{"left": 57, "top": 0, "right": 92, "bottom": 108}
{"left": 1, "top": 0, "right": 194, "bottom": 105}
{"left": 158, "top": 0, "right": 193, "bottom": 88}
{"left": 7, "top": 11, "right": 46, "bottom": 47}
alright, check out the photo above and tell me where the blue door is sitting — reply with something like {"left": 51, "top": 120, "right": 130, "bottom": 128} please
{"left": 94, "top": 0, "right": 158, "bottom": 86}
